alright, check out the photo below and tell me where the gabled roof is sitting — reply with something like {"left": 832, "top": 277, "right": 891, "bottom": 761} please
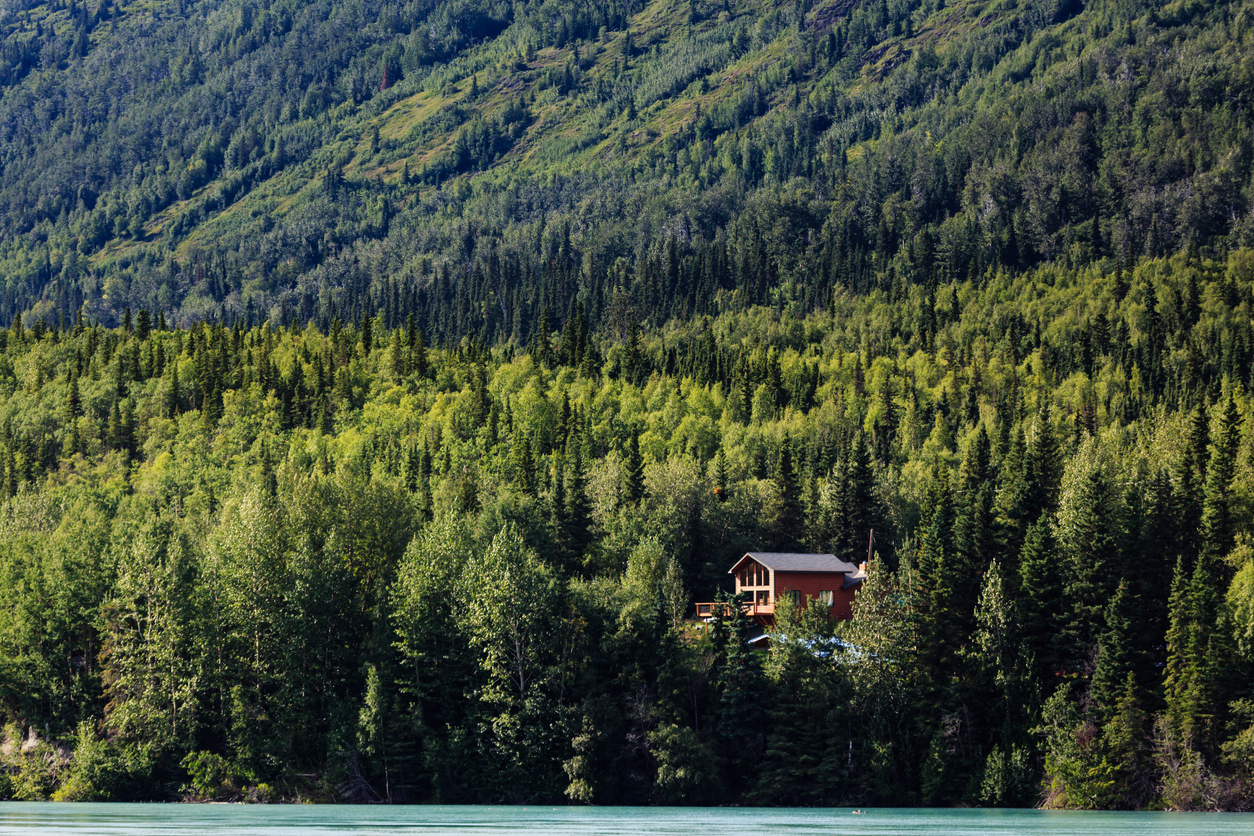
{"left": 730, "top": 552, "right": 859, "bottom": 575}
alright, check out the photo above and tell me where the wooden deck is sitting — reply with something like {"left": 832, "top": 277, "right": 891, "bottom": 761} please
{"left": 694, "top": 600, "right": 775, "bottom": 619}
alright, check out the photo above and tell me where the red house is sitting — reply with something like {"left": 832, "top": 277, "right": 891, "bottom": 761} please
{"left": 694, "top": 552, "right": 867, "bottom": 625}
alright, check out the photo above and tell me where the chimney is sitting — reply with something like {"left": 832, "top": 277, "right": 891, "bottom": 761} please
{"left": 859, "top": 561, "right": 868, "bottom": 573}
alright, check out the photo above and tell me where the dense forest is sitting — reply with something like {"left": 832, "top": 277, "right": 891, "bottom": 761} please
{"left": 0, "top": 0, "right": 1253, "bottom": 812}
{"left": 0, "top": 0, "right": 1250, "bottom": 331}
{"left": 0, "top": 249, "right": 1251, "bottom": 807}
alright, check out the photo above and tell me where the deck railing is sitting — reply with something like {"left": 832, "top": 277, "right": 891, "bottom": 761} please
{"left": 694, "top": 600, "right": 775, "bottom": 619}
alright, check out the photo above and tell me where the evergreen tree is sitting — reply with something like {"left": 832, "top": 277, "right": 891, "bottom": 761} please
{"left": 624, "top": 432, "right": 644, "bottom": 504}
{"left": 954, "top": 425, "right": 996, "bottom": 614}
{"left": 1199, "top": 394, "right": 1241, "bottom": 569}
{"left": 64, "top": 373, "right": 82, "bottom": 423}
{"left": 1018, "top": 519, "right": 1065, "bottom": 685}
{"left": 107, "top": 399, "right": 123, "bottom": 451}
{"left": 994, "top": 427, "right": 1032, "bottom": 555}
{"left": 532, "top": 308, "right": 554, "bottom": 367}
{"left": 165, "top": 350, "right": 180, "bottom": 418}
{"left": 1186, "top": 400, "right": 1210, "bottom": 485}
{"left": 563, "top": 445, "right": 593, "bottom": 571}
{"left": 841, "top": 431, "right": 877, "bottom": 561}
{"left": 1138, "top": 468, "right": 1178, "bottom": 645}
{"left": 713, "top": 590, "right": 765, "bottom": 794}
{"left": 1024, "top": 408, "right": 1063, "bottom": 524}
{"left": 1090, "top": 579, "right": 1142, "bottom": 723}
{"left": 511, "top": 430, "right": 536, "bottom": 495}
{"left": 624, "top": 320, "right": 643, "bottom": 385}
{"left": 915, "top": 477, "right": 960, "bottom": 696}
{"left": 712, "top": 448, "right": 728, "bottom": 502}
{"left": 874, "top": 377, "right": 897, "bottom": 462}
{"left": 388, "top": 328, "right": 407, "bottom": 378}
{"left": 549, "top": 453, "right": 567, "bottom": 550}
{"left": 1163, "top": 556, "right": 1194, "bottom": 733}
{"left": 769, "top": 438, "right": 804, "bottom": 551}
{"left": 1055, "top": 439, "right": 1123, "bottom": 669}
{"left": 360, "top": 312, "right": 374, "bottom": 355}
{"left": 1100, "top": 673, "right": 1151, "bottom": 809}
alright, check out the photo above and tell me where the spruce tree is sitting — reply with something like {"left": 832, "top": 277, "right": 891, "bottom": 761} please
{"left": 64, "top": 373, "right": 82, "bottom": 423}
{"left": 1056, "top": 438, "right": 1123, "bottom": 670}
{"left": 412, "top": 326, "right": 428, "bottom": 378}
{"left": 624, "top": 320, "right": 643, "bottom": 385}
{"left": 875, "top": 377, "right": 897, "bottom": 462}
{"left": 563, "top": 444, "right": 592, "bottom": 570}
{"left": 1186, "top": 400, "right": 1210, "bottom": 483}
{"left": 549, "top": 454, "right": 567, "bottom": 553}
{"left": 1139, "top": 467, "right": 1178, "bottom": 644}
{"left": 1173, "top": 555, "right": 1236, "bottom": 753}
{"left": 770, "top": 438, "right": 804, "bottom": 551}
{"left": 388, "top": 328, "right": 406, "bottom": 378}
{"left": 713, "top": 589, "right": 765, "bottom": 794}
{"left": 1090, "top": 579, "right": 1142, "bottom": 723}
{"left": 955, "top": 425, "right": 995, "bottom": 582}
{"left": 532, "top": 308, "right": 553, "bottom": 367}
{"left": 842, "top": 431, "right": 877, "bottom": 561}
{"left": 624, "top": 432, "right": 644, "bottom": 504}
{"left": 107, "top": 399, "right": 122, "bottom": 451}
{"left": 915, "top": 477, "right": 959, "bottom": 694}
{"left": 360, "top": 312, "right": 373, "bottom": 355}
{"left": 994, "top": 427, "right": 1031, "bottom": 556}
{"left": 1018, "top": 519, "right": 1064, "bottom": 685}
{"left": 1024, "top": 407, "right": 1062, "bottom": 524}
{"left": 1200, "top": 394, "right": 1241, "bottom": 569}
{"left": 712, "top": 448, "right": 728, "bottom": 502}
{"left": 1100, "top": 673, "right": 1150, "bottom": 808}
{"left": 1164, "top": 556, "right": 1198, "bottom": 737}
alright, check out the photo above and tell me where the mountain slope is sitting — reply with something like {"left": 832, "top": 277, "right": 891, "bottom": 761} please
{"left": 0, "top": 0, "right": 1250, "bottom": 334}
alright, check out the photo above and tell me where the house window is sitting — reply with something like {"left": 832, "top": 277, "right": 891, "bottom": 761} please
{"left": 783, "top": 590, "right": 800, "bottom": 604}
{"left": 816, "top": 590, "right": 834, "bottom": 607}
{"left": 757, "top": 590, "right": 769, "bottom": 605}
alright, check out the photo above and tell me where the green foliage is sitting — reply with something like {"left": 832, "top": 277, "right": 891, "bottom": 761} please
{"left": 649, "top": 723, "right": 718, "bottom": 804}
{"left": 0, "top": 237, "right": 1248, "bottom": 805}
{"left": 181, "top": 750, "right": 238, "bottom": 801}
{"left": 977, "top": 744, "right": 1034, "bottom": 809}
{"left": 1036, "top": 685, "right": 1117, "bottom": 809}
{"left": 0, "top": 0, "right": 1251, "bottom": 343}
{"left": 52, "top": 723, "right": 120, "bottom": 802}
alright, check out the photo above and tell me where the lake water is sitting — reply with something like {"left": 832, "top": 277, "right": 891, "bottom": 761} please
{"left": 1, "top": 804, "right": 1252, "bottom": 836}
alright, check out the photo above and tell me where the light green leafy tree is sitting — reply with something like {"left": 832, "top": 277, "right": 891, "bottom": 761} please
{"left": 100, "top": 510, "right": 200, "bottom": 779}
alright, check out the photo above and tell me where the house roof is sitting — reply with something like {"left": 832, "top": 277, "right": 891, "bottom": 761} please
{"left": 730, "top": 552, "right": 860, "bottom": 575}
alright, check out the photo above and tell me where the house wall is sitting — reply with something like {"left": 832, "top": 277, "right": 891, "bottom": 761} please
{"left": 773, "top": 571, "right": 859, "bottom": 620}
{"left": 734, "top": 557, "right": 773, "bottom": 603}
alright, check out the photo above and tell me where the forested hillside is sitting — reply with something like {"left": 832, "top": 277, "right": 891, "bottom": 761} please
{"left": 1, "top": 0, "right": 1254, "bottom": 812}
{"left": 0, "top": 0, "right": 1250, "bottom": 331}
{"left": 0, "top": 249, "right": 1251, "bottom": 806}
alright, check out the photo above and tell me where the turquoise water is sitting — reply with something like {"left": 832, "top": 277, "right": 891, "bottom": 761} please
{"left": 0, "top": 805, "right": 1252, "bottom": 836}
